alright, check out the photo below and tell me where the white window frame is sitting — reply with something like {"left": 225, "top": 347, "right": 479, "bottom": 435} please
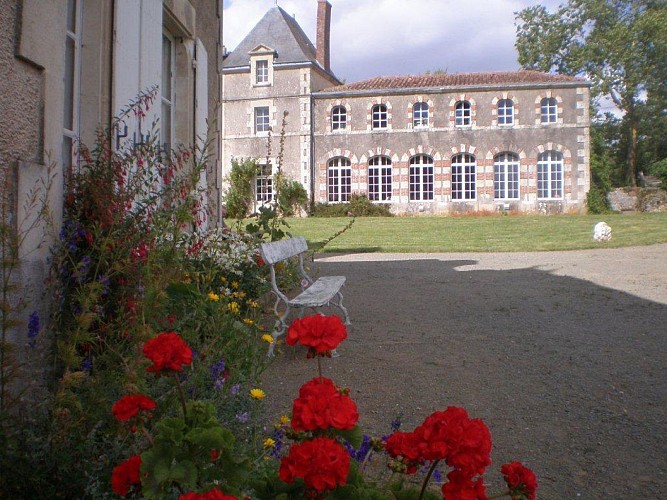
{"left": 255, "top": 163, "right": 273, "bottom": 204}
{"left": 63, "top": 0, "right": 82, "bottom": 171}
{"left": 409, "top": 155, "right": 434, "bottom": 201}
{"left": 497, "top": 99, "right": 514, "bottom": 126}
{"left": 255, "top": 59, "right": 269, "bottom": 85}
{"left": 493, "top": 153, "right": 520, "bottom": 199}
{"left": 371, "top": 104, "right": 388, "bottom": 130}
{"left": 161, "top": 29, "right": 175, "bottom": 152}
{"left": 537, "top": 151, "right": 563, "bottom": 199}
{"left": 541, "top": 97, "right": 558, "bottom": 123}
{"left": 254, "top": 106, "right": 270, "bottom": 134}
{"left": 452, "top": 153, "right": 477, "bottom": 200}
{"left": 368, "top": 156, "right": 392, "bottom": 201}
{"left": 413, "top": 102, "right": 429, "bottom": 128}
{"left": 328, "top": 157, "right": 352, "bottom": 202}
{"left": 455, "top": 101, "right": 471, "bottom": 126}
{"left": 331, "top": 105, "right": 347, "bottom": 131}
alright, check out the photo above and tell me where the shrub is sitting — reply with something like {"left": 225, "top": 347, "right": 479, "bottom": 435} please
{"left": 311, "top": 194, "right": 393, "bottom": 217}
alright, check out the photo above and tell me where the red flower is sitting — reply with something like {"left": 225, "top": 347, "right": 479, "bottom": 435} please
{"left": 112, "top": 394, "right": 157, "bottom": 422}
{"left": 291, "top": 377, "right": 358, "bottom": 432}
{"left": 179, "top": 489, "right": 238, "bottom": 500}
{"left": 279, "top": 437, "right": 350, "bottom": 493}
{"left": 384, "top": 431, "right": 425, "bottom": 474}
{"left": 142, "top": 331, "right": 192, "bottom": 374}
{"left": 286, "top": 314, "right": 347, "bottom": 354}
{"left": 111, "top": 455, "right": 142, "bottom": 497}
{"left": 501, "top": 462, "right": 538, "bottom": 500}
{"left": 442, "top": 470, "right": 487, "bottom": 500}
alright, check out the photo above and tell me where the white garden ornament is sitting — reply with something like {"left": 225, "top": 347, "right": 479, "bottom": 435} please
{"left": 593, "top": 221, "right": 612, "bottom": 241}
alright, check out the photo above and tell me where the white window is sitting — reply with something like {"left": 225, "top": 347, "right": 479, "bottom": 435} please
{"left": 494, "top": 153, "right": 520, "bottom": 199}
{"left": 368, "top": 156, "right": 392, "bottom": 201}
{"left": 255, "top": 163, "right": 273, "bottom": 203}
{"left": 328, "top": 157, "right": 351, "bottom": 202}
{"left": 256, "top": 60, "right": 269, "bottom": 85}
{"left": 413, "top": 102, "right": 429, "bottom": 128}
{"left": 331, "top": 105, "right": 347, "bottom": 130}
{"left": 255, "top": 106, "right": 270, "bottom": 134}
{"left": 409, "top": 155, "right": 434, "bottom": 201}
{"left": 541, "top": 97, "right": 558, "bottom": 123}
{"left": 455, "top": 101, "right": 471, "bottom": 126}
{"left": 497, "top": 99, "right": 514, "bottom": 126}
{"left": 161, "top": 31, "right": 175, "bottom": 151}
{"left": 63, "top": 0, "right": 82, "bottom": 170}
{"left": 537, "top": 151, "right": 563, "bottom": 199}
{"left": 372, "top": 104, "right": 388, "bottom": 129}
{"left": 452, "top": 154, "right": 476, "bottom": 200}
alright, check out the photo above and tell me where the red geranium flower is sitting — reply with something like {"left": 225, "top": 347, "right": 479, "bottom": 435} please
{"left": 501, "top": 462, "right": 538, "bottom": 500}
{"left": 111, "top": 454, "right": 142, "bottom": 497}
{"left": 142, "top": 331, "right": 192, "bottom": 374}
{"left": 179, "top": 489, "right": 238, "bottom": 500}
{"left": 384, "top": 430, "right": 426, "bottom": 474}
{"left": 291, "top": 377, "right": 358, "bottom": 431}
{"left": 442, "top": 470, "right": 487, "bottom": 500}
{"left": 279, "top": 437, "right": 350, "bottom": 493}
{"left": 112, "top": 394, "right": 156, "bottom": 421}
{"left": 286, "top": 314, "right": 347, "bottom": 355}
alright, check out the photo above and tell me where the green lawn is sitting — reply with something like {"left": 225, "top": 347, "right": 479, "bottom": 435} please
{"left": 277, "top": 213, "right": 667, "bottom": 253}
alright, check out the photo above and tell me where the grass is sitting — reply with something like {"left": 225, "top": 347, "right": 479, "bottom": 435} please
{"left": 277, "top": 213, "right": 667, "bottom": 253}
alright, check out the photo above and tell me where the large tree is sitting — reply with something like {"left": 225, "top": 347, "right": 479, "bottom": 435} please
{"left": 515, "top": 0, "right": 667, "bottom": 186}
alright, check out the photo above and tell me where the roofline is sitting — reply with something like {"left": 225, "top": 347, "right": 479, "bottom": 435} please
{"left": 223, "top": 61, "right": 342, "bottom": 85}
{"left": 315, "top": 79, "right": 591, "bottom": 98}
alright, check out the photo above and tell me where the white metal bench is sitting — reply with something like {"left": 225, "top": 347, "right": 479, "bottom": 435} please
{"left": 259, "top": 236, "right": 351, "bottom": 356}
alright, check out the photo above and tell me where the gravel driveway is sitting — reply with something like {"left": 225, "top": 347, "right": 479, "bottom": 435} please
{"left": 261, "top": 244, "right": 667, "bottom": 498}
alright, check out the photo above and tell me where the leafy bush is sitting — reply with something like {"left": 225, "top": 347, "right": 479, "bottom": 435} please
{"left": 276, "top": 176, "right": 308, "bottom": 217}
{"left": 312, "top": 194, "right": 393, "bottom": 217}
{"left": 224, "top": 158, "right": 259, "bottom": 219}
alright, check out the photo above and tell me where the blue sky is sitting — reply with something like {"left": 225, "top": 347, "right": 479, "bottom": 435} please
{"left": 222, "top": 0, "right": 563, "bottom": 83}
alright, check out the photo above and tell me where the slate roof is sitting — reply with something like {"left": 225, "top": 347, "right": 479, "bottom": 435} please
{"left": 223, "top": 7, "right": 319, "bottom": 69}
{"left": 320, "top": 71, "right": 588, "bottom": 93}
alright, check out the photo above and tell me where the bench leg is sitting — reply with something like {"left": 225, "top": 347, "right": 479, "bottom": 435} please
{"left": 333, "top": 291, "right": 351, "bottom": 326}
{"left": 268, "top": 298, "right": 291, "bottom": 357}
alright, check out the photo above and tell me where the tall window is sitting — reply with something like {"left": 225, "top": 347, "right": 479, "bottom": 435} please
{"left": 497, "top": 99, "right": 514, "bottom": 125}
{"left": 455, "top": 101, "right": 471, "bottom": 126}
{"left": 409, "top": 155, "right": 434, "bottom": 201}
{"left": 63, "top": 0, "right": 81, "bottom": 170}
{"left": 540, "top": 97, "right": 558, "bottom": 123}
{"left": 328, "top": 157, "right": 351, "bottom": 202}
{"left": 371, "top": 104, "right": 388, "bottom": 129}
{"left": 537, "top": 151, "right": 563, "bottom": 199}
{"left": 413, "top": 102, "right": 429, "bottom": 128}
{"left": 255, "top": 163, "right": 273, "bottom": 203}
{"left": 494, "top": 153, "right": 520, "bottom": 199}
{"left": 331, "top": 106, "right": 347, "bottom": 130}
{"left": 161, "top": 31, "right": 175, "bottom": 151}
{"left": 451, "top": 154, "right": 476, "bottom": 200}
{"left": 255, "top": 106, "right": 270, "bottom": 134}
{"left": 368, "top": 156, "right": 392, "bottom": 201}
{"left": 255, "top": 60, "right": 269, "bottom": 84}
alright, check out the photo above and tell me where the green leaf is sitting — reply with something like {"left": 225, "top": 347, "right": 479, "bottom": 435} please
{"left": 336, "top": 425, "right": 363, "bottom": 448}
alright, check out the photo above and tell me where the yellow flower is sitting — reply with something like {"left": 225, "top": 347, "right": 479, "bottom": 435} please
{"left": 207, "top": 291, "right": 220, "bottom": 302}
{"left": 262, "top": 334, "right": 274, "bottom": 344}
{"left": 227, "top": 302, "right": 240, "bottom": 315}
{"left": 220, "top": 276, "right": 228, "bottom": 284}
{"left": 279, "top": 415, "right": 290, "bottom": 425}
{"left": 242, "top": 318, "right": 254, "bottom": 326}
{"left": 250, "top": 388, "right": 265, "bottom": 400}
{"left": 247, "top": 300, "right": 260, "bottom": 309}
{"left": 237, "top": 291, "right": 246, "bottom": 299}
{"left": 231, "top": 281, "right": 239, "bottom": 290}
{"left": 263, "top": 437, "right": 276, "bottom": 448}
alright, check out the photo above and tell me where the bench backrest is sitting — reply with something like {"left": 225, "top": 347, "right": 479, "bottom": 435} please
{"left": 259, "top": 236, "right": 308, "bottom": 265}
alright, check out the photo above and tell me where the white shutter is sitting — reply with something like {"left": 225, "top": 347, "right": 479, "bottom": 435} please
{"left": 195, "top": 39, "right": 209, "bottom": 232}
{"left": 113, "top": 0, "right": 162, "bottom": 148}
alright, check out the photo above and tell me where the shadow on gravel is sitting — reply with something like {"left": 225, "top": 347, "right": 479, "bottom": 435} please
{"left": 261, "top": 258, "right": 667, "bottom": 499}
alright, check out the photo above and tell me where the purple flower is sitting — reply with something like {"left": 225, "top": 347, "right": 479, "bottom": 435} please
{"left": 230, "top": 383, "right": 240, "bottom": 395}
{"left": 27, "top": 311, "right": 40, "bottom": 348}
{"left": 235, "top": 412, "right": 249, "bottom": 423}
{"left": 81, "top": 356, "right": 92, "bottom": 374}
{"left": 210, "top": 358, "right": 227, "bottom": 390}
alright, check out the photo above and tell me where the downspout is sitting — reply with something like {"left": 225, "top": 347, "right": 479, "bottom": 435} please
{"left": 309, "top": 94, "right": 315, "bottom": 213}
{"left": 108, "top": 0, "right": 116, "bottom": 135}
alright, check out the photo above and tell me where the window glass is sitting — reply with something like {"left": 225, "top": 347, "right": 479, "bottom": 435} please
{"left": 256, "top": 60, "right": 269, "bottom": 84}
{"left": 328, "top": 157, "right": 352, "bottom": 202}
{"left": 413, "top": 102, "right": 429, "bottom": 127}
{"left": 256, "top": 163, "right": 273, "bottom": 203}
{"left": 368, "top": 156, "right": 392, "bottom": 201}
{"left": 451, "top": 153, "right": 476, "bottom": 200}
{"left": 493, "top": 153, "right": 520, "bottom": 199}
{"left": 372, "top": 104, "right": 388, "bottom": 129}
{"left": 497, "top": 99, "right": 514, "bottom": 125}
{"left": 541, "top": 97, "right": 558, "bottom": 123}
{"left": 332, "top": 106, "right": 347, "bottom": 130}
{"left": 409, "top": 155, "right": 434, "bottom": 201}
{"left": 537, "top": 151, "right": 563, "bottom": 198}
{"left": 455, "top": 101, "right": 471, "bottom": 126}
{"left": 255, "top": 107, "right": 270, "bottom": 133}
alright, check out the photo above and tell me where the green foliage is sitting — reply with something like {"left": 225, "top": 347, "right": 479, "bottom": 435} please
{"left": 224, "top": 158, "right": 259, "bottom": 220}
{"left": 652, "top": 158, "right": 667, "bottom": 190}
{"left": 312, "top": 194, "right": 393, "bottom": 217}
{"left": 276, "top": 176, "right": 308, "bottom": 217}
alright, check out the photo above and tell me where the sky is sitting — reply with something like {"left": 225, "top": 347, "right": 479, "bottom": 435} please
{"left": 222, "top": 0, "right": 563, "bottom": 84}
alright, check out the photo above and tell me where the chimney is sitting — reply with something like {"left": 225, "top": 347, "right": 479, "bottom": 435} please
{"left": 316, "top": 0, "right": 331, "bottom": 72}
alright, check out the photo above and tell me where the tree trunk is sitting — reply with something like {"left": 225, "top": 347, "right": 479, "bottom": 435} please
{"left": 627, "top": 122, "right": 638, "bottom": 187}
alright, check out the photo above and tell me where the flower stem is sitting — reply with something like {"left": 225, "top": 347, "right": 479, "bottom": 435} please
{"left": 419, "top": 460, "right": 440, "bottom": 500}
{"left": 317, "top": 356, "right": 322, "bottom": 380}
{"left": 173, "top": 372, "right": 188, "bottom": 418}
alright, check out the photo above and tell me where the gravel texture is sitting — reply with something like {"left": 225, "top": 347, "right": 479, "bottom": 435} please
{"left": 261, "top": 244, "right": 667, "bottom": 498}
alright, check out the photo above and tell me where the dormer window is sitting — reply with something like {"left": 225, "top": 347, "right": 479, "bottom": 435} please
{"left": 249, "top": 45, "right": 275, "bottom": 87}
{"left": 255, "top": 60, "right": 269, "bottom": 84}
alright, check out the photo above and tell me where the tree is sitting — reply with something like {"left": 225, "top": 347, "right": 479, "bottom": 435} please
{"left": 515, "top": 0, "right": 667, "bottom": 186}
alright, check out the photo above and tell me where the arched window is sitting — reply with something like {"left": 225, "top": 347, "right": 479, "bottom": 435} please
{"left": 455, "top": 101, "right": 471, "bottom": 126}
{"left": 497, "top": 99, "right": 514, "bottom": 126}
{"left": 413, "top": 102, "right": 429, "bottom": 128}
{"left": 331, "top": 105, "right": 347, "bottom": 130}
{"left": 451, "top": 153, "right": 476, "bottom": 200}
{"left": 493, "top": 153, "right": 520, "bottom": 199}
{"left": 328, "top": 157, "right": 352, "bottom": 202}
{"left": 371, "top": 104, "right": 388, "bottom": 129}
{"left": 409, "top": 155, "right": 434, "bottom": 201}
{"left": 368, "top": 156, "right": 392, "bottom": 201}
{"left": 537, "top": 151, "right": 563, "bottom": 199}
{"left": 540, "top": 97, "right": 558, "bottom": 123}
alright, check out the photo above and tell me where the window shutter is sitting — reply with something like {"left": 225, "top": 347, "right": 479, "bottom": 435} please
{"left": 195, "top": 38, "right": 209, "bottom": 231}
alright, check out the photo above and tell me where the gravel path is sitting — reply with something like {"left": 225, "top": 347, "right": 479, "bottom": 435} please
{"left": 261, "top": 244, "right": 667, "bottom": 498}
